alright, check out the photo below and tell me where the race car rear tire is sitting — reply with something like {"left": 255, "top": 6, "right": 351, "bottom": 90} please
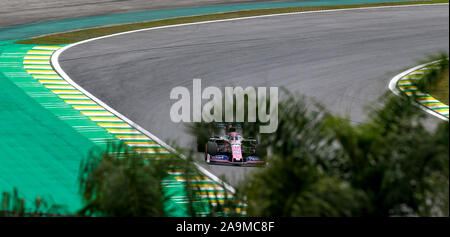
{"left": 207, "top": 142, "right": 218, "bottom": 156}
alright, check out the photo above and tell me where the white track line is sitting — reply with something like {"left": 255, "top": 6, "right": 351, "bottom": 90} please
{"left": 52, "top": 3, "right": 448, "bottom": 194}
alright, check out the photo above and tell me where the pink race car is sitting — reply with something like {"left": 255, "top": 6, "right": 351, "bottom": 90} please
{"left": 204, "top": 124, "right": 266, "bottom": 166}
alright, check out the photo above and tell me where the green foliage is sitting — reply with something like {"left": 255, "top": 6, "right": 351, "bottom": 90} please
{"left": 325, "top": 94, "right": 448, "bottom": 216}
{"left": 77, "top": 141, "right": 241, "bottom": 217}
{"left": 234, "top": 91, "right": 368, "bottom": 216}
{"left": 190, "top": 90, "right": 448, "bottom": 216}
{"left": 0, "top": 188, "right": 67, "bottom": 217}
{"left": 241, "top": 154, "right": 367, "bottom": 216}
{"left": 78, "top": 141, "right": 175, "bottom": 216}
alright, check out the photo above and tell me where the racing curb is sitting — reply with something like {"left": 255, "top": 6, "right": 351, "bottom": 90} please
{"left": 388, "top": 60, "right": 449, "bottom": 121}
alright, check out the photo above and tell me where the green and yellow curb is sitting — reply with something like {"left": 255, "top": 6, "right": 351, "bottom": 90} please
{"left": 389, "top": 61, "right": 449, "bottom": 121}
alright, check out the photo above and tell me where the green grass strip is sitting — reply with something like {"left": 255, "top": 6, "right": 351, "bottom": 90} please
{"left": 428, "top": 67, "right": 449, "bottom": 104}
{"left": 0, "top": 44, "right": 101, "bottom": 213}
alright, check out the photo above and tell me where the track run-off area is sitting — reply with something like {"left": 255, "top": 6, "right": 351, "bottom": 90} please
{"left": 57, "top": 4, "right": 449, "bottom": 186}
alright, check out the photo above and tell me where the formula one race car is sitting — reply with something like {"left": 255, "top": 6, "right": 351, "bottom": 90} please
{"left": 203, "top": 123, "right": 266, "bottom": 166}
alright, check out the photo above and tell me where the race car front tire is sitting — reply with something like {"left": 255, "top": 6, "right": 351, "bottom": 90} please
{"left": 206, "top": 142, "right": 218, "bottom": 156}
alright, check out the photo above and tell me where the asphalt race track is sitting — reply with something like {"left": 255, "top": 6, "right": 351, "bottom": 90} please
{"left": 60, "top": 4, "right": 449, "bottom": 185}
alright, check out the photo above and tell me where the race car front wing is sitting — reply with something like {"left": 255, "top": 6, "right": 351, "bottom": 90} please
{"left": 208, "top": 154, "right": 265, "bottom": 166}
